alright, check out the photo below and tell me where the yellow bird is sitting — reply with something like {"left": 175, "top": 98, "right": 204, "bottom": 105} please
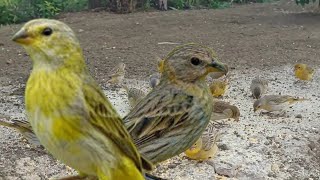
{"left": 185, "top": 121, "right": 220, "bottom": 161}
{"left": 12, "top": 19, "right": 155, "bottom": 180}
{"left": 294, "top": 63, "right": 315, "bottom": 81}
{"left": 253, "top": 95, "right": 307, "bottom": 113}
{"left": 108, "top": 62, "right": 126, "bottom": 85}
{"left": 209, "top": 78, "right": 228, "bottom": 97}
{"left": 123, "top": 43, "right": 228, "bottom": 164}
{"left": 212, "top": 101, "right": 240, "bottom": 121}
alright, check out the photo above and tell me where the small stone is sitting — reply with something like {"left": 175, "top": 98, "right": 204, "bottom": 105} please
{"left": 6, "top": 59, "right": 13, "bottom": 64}
{"left": 248, "top": 137, "right": 258, "bottom": 144}
{"left": 295, "top": 114, "right": 302, "bottom": 118}
{"left": 308, "top": 141, "right": 316, "bottom": 151}
{"left": 271, "top": 163, "right": 280, "bottom": 173}
{"left": 167, "top": 164, "right": 177, "bottom": 169}
{"left": 218, "top": 144, "right": 229, "bottom": 151}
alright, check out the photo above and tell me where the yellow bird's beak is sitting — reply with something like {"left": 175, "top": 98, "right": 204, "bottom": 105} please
{"left": 207, "top": 60, "right": 228, "bottom": 74}
{"left": 12, "top": 28, "right": 32, "bottom": 45}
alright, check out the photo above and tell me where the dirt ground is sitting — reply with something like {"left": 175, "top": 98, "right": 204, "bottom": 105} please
{"left": 0, "top": 0, "right": 320, "bottom": 179}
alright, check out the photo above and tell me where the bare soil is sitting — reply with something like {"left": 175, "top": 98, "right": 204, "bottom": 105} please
{"left": 1, "top": 0, "right": 320, "bottom": 85}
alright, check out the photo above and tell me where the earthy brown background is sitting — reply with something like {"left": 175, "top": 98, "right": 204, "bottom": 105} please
{"left": 0, "top": 1, "right": 320, "bottom": 85}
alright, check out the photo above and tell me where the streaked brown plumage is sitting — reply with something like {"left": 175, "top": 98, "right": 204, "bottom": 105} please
{"left": 124, "top": 86, "right": 147, "bottom": 108}
{"left": 123, "top": 43, "right": 228, "bottom": 164}
{"left": 184, "top": 121, "right": 220, "bottom": 161}
{"left": 212, "top": 101, "right": 240, "bottom": 121}
{"left": 0, "top": 118, "right": 41, "bottom": 146}
{"left": 108, "top": 62, "right": 126, "bottom": 85}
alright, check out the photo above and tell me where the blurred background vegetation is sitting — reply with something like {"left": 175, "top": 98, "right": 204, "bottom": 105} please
{"left": 0, "top": 0, "right": 294, "bottom": 25}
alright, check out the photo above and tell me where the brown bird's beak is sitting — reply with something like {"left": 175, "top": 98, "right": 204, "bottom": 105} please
{"left": 207, "top": 60, "right": 228, "bottom": 74}
{"left": 12, "top": 28, "right": 32, "bottom": 45}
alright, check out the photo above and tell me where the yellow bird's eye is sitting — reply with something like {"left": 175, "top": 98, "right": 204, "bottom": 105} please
{"left": 42, "top": 27, "right": 53, "bottom": 36}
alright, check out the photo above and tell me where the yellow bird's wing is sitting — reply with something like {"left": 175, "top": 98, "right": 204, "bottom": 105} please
{"left": 82, "top": 77, "right": 152, "bottom": 171}
{"left": 306, "top": 66, "right": 315, "bottom": 74}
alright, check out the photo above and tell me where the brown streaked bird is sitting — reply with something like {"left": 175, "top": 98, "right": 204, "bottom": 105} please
{"left": 253, "top": 95, "right": 307, "bottom": 113}
{"left": 184, "top": 121, "right": 220, "bottom": 161}
{"left": 124, "top": 86, "right": 147, "bottom": 108}
{"left": 250, "top": 77, "right": 268, "bottom": 99}
{"left": 0, "top": 118, "right": 41, "bottom": 146}
{"left": 108, "top": 62, "right": 126, "bottom": 85}
{"left": 294, "top": 63, "right": 315, "bottom": 81}
{"left": 123, "top": 43, "right": 228, "bottom": 164}
{"left": 212, "top": 101, "right": 240, "bottom": 121}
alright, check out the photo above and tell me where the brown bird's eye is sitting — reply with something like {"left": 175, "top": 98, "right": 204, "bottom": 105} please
{"left": 191, "top": 57, "right": 201, "bottom": 66}
{"left": 42, "top": 27, "right": 53, "bottom": 36}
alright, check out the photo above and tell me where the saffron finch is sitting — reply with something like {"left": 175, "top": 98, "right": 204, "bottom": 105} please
{"left": 123, "top": 43, "right": 228, "bottom": 164}
{"left": 294, "top": 63, "right": 315, "bottom": 81}
{"left": 209, "top": 78, "right": 228, "bottom": 97}
{"left": 253, "top": 95, "right": 307, "bottom": 113}
{"left": 12, "top": 19, "right": 155, "bottom": 180}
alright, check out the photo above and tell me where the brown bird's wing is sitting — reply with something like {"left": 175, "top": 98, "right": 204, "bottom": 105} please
{"left": 83, "top": 77, "right": 152, "bottom": 171}
{"left": 266, "top": 95, "right": 292, "bottom": 105}
{"left": 12, "top": 119, "right": 33, "bottom": 130}
{"left": 123, "top": 86, "right": 194, "bottom": 147}
{"left": 212, "top": 101, "right": 231, "bottom": 113}
{"left": 0, "top": 119, "right": 41, "bottom": 146}
{"left": 201, "top": 122, "right": 219, "bottom": 151}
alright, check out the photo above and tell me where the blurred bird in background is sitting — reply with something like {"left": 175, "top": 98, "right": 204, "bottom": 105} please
{"left": 108, "top": 62, "right": 126, "bottom": 85}
{"left": 253, "top": 95, "right": 307, "bottom": 113}
{"left": 250, "top": 77, "right": 268, "bottom": 99}
{"left": 294, "top": 63, "right": 315, "bottom": 81}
